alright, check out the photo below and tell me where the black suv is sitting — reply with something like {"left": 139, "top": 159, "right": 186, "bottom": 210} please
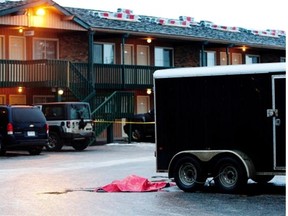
{"left": 0, "top": 105, "right": 48, "bottom": 155}
{"left": 123, "top": 109, "right": 155, "bottom": 142}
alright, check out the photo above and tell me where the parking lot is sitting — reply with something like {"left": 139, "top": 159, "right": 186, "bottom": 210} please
{"left": 0, "top": 143, "right": 285, "bottom": 216}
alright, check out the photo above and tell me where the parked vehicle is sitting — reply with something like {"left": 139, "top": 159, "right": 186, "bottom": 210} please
{"left": 123, "top": 109, "right": 155, "bottom": 141}
{"left": 0, "top": 105, "right": 48, "bottom": 155}
{"left": 154, "top": 62, "right": 286, "bottom": 193}
{"left": 36, "top": 102, "right": 95, "bottom": 151}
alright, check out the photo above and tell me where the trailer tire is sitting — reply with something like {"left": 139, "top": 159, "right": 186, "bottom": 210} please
{"left": 47, "top": 132, "right": 63, "bottom": 151}
{"left": 252, "top": 175, "right": 274, "bottom": 184}
{"left": 214, "top": 157, "right": 247, "bottom": 193}
{"left": 173, "top": 156, "right": 206, "bottom": 192}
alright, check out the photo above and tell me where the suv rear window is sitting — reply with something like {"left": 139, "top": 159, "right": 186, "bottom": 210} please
{"left": 70, "top": 104, "right": 90, "bottom": 120}
{"left": 12, "top": 108, "right": 46, "bottom": 123}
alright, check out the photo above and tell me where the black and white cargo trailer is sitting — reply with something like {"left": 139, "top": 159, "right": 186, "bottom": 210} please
{"left": 153, "top": 62, "right": 286, "bottom": 193}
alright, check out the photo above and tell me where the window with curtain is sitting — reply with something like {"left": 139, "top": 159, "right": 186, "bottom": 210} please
{"left": 93, "top": 43, "right": 115, "bottom": 64}
{"left": 155, "top": 47, "right": 173, "bottom": 67}
{"left": 200, "top": 51, "right": 216, "bottom": 66}
{"left": 245, "top": 55, "right": 260, "bottom": 64}
{"left": 33, "top": 39, "right": 58, "bottom": 59}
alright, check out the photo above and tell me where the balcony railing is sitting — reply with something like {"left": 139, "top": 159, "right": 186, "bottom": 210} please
{"left": 74, "top": 63, "right": 168, "bottom": 89}
{"left": 0, "top": 59, "right": 168, "bottom": 89}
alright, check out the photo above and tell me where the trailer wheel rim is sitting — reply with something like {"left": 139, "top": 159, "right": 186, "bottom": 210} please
{"left": 178, "top": 162, "right": 197, "bottom": 186}
{"left": 48, "top": 136, "right": 57, "bottom": 149}
{"left": 218, "top": 165, "right": 238, "bottom": 187}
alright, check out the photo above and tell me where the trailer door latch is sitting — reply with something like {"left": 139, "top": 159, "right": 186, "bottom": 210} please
{"left": 266, "top": 109, "right": 278, "bottom": 117}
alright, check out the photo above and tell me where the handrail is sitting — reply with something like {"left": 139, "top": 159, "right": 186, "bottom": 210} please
{"left": 91, "top": 91, "right": 134, "bottom": 136}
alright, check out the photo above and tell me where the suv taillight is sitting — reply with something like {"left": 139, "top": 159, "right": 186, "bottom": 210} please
{"left": 45, "top": 123, "right": 49, "bottom": 134}
{"left": 7, "top": 123, "right": 13, "bottom": 135}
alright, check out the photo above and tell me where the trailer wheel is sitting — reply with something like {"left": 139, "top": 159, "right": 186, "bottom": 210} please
{"left": 214, "top": 157, "right": 247, "bottom": 193}
{"left": 173, "top": 157, "right": 206, "bottom": 192}
{"left": 252, "top": 175, "right": 274, "bottom": 184}
{"left": 47, "top": 132, "right": 63, "bottom": 151}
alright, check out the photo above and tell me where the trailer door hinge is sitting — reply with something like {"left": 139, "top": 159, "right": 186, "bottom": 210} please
{"left": 266, "top": 109, "right": 278, "bottom": 117}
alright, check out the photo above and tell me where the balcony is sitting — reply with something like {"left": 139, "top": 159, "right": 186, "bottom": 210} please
{"left": 0, "top": 59, "right": 168, "bottom": 90}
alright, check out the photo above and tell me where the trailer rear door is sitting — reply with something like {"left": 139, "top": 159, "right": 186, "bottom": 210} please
{"left": 271, "top": 75, "right": 285, "bottom": 170}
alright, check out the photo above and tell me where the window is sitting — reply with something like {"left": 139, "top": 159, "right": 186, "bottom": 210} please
{"left": 200, "top": 51, "right": 216, "bottom": 66}
{"left": 220, "top": 52, "right": 229, "bottom": 65}
{"left": 137, "top": 45, "right": 150, "bottom": 65}
{"left": 245, "top": 55, "right": 260, "bottom": 64}
{"left": 33, "top": 95, "right": 54, "bottom": 104}
{"left": 0, "top": 36, "right": 4, "bottom": 59}
{"left": 94, "top": 43, "right": 115, "bottom": 64}
{"left": 122, "top": 44, "right": 134, "bottom": 65}
{"left": 280, "top": 57, "right": 286, "bottom": 62}
{"left": 155, "top": 47, "right": 173, "bottom": 67}
{"left": 231, "top": 53, "right": 242, "bottom": 65}
{"left": 33, "top": 38, "right": 58, "bottom": 59}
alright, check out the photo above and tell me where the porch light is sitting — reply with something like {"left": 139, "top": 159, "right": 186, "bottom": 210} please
{"left": 57, "top": 89, "right": 64, "bottom": 95}
{"left": 147, "top": 88, "right": 152, "bottom": 95}
{"left": 17, "top": 87, "right": 23, "bottom": 93}
{"left": 18, "top": 27, "right": 23, "bottom": 33}
{"left": 242, "top": 46, "right": 246, "bottom": 52}
{"left": 35, "top": 8, "right": 45, "bottom": 16}
{"left": 146, "top": 38, "right": 152, "bottom": 43}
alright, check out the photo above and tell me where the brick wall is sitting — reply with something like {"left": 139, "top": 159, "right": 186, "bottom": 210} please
{"left": 59, "top": 32, "right": 88, "bottom": 62}
{"left": 174, "top": 45, "right": 201, "bottom": 67}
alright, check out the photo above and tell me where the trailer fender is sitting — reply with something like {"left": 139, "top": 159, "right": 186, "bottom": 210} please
{"left": 168, "top": 150, "right": 255, "bottom": 179}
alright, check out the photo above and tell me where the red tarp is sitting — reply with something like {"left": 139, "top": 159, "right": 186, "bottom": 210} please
{"left": 95, "top": 175, "right": 173, "bottom": 192}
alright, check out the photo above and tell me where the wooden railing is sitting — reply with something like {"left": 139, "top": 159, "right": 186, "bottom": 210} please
{"left": 0, "top": 59, "right": 68, "bottom": 87}
{"left": 0, "top": 59, "right": 168, "bottom": 89}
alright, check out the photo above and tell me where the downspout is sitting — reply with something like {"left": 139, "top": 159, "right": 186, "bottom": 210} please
{"left": 88, "top": 30, "right": 95, "bottom": 91}
{"left": 121, "top": 33, "right": 129, "bottom": 89}
{"left": 226, "top": 44, "right": 234, "bottom": 65}
{"left": 201, "top": 41, "right": 208, "bottom": 67}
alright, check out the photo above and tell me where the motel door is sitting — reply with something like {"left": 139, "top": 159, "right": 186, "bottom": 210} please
{"left": 271, "top": 75, "right": 285, "bottom": 170}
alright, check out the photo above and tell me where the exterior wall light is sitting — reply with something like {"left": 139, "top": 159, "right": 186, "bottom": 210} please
{"left": 147, "top": 88, "right": 152, "bottom": 95}
{"left": 242, "top": 46, "right": 246, "bottom": 52}
{"left": 147, "top": 38, "right": 152, "bottom": 43}
{"left": 57, "top": 89, "right": 64, "bottom": 95}
{"left": 17, "top": 86, "right": 23, "bottom": 93}
{"left": 36, "top": 8, "right": 45, "bottom": 16}
{"left": 18, "top": 27, "right": 23, "bottom": 33}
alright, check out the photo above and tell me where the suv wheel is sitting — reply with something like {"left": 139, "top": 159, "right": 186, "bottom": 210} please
{"left": 47, "top": 132, "right": 63, "bottom": 151}
{"left": 72, "top": 140, "right": 89, "bottom": 151}
{"left": 132, "top": 129, "right": 142, "bottom": 141}
{"left": 29, "top": 147, "right": 43, "bottom": 155}
{"left": 0, "top": 140, "right": 6, "bottom": 156}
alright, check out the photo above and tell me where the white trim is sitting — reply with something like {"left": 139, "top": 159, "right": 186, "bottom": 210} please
{"left": 154, "top": 63, "right": 286, "bottom": 79}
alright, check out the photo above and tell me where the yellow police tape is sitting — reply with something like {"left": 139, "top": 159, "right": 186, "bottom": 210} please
{"left": 93, "top": 120, "right": 155, "bottom": 124}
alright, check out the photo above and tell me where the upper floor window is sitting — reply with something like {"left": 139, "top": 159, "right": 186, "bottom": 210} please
{"left": 200, "top": 51, "right": 216, "bottom": 66}
{"left": 245, "top": 54, "right": 260, "bottom": 64}
{"left": 33, "top": 38, "right": 58, "bottom": 59}
{"left": 231, "top": 53, "right": 242, "bottom": 65}
{"left": 155, "top": 47, "right": 173, "bottom": 67}
{"left": 137, "top": 45, "right": 150, "bottom": 66}
{"left": 0, "top": 36, "right": 4, "bottom": 59}
{"left": 121, "top": 44, "right": 134, "bottom": 65}
{"left": 94, "top": 43, "right": 115, "bottom": 64}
